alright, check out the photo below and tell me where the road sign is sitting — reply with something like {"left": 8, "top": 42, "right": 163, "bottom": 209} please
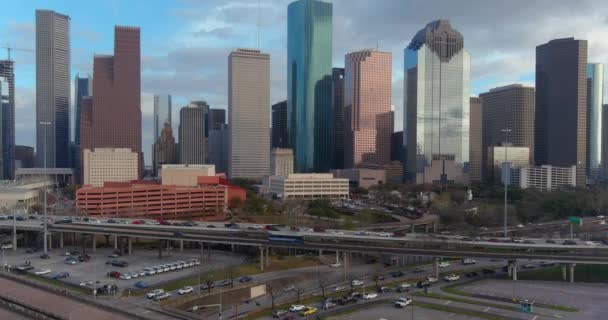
{"left": 569, "top": 217, "right": 583, "bottom": 226}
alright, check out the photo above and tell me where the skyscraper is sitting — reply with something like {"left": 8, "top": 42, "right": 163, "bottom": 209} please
{"left": 178, "top": 102, "right": 208, "bottom": 165}
{"left": 535, "top": 38, "right": 587, "bottom": 186}
{"left": 469, "top": 97, "right": 482, "bottom": 183}
{"left": 344, "top": 50, "right": 392, "bottom": 168}
{"left": 152, "top": 122, "right": 177, "bottom": 177}
{"left": 332, "top": 67, "right": 345, "bottom": 169}
{"left": 0, "top": 61, "right": 15, "bottom": 179}
{"left": 81, "top": 26, "right": 142, "bottom": 176}
{"left": 603, "top": 104, "right": 608, "bottom": 181}
{"left": 404, "top": 20, "right": 470, "bottom": 185}
{"left": 587, "top": 63, "right": 604, "bottom": 182}
{"left": 208, "top": 108, "right": 226, "bottom": 131}
{"left": 480, "top": 84, "right": 535, "bottom": 181}
{"left": 153, "top": 94, "right": 172, "bottom": 141}
{"left": 36, "top": 10, "right": 70, "bottom": 169}
{"left": 287, "top": 0, "right": 333, "bottom": 172}
{"left": 73, "top": 74, "right": 90, "bottom": 182}
{"left": 228, "top": 48, "right": 270, "bottom": 179}
{"left": 209, "top": 123, "right": 229, "bottom": 174}
{"left": 271, "top": 101, "right": 288, "bottom": 148}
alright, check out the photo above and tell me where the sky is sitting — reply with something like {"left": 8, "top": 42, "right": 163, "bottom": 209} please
{"left": 3, "top": 0, "right": 608, "bottom": 165}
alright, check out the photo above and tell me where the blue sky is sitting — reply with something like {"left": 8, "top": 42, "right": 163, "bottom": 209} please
{"left": 2, "top": 0, "right": 608, "bottom": 164}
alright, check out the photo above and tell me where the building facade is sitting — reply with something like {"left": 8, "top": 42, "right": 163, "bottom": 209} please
{"left": 152, "top": 123, "right": 177, "bottom": 177}
{"left": 209, "top": 124, "right": 229, "bottom": 174}
{"left": 228, "top": 49, "right": 270, "bottom": 179}
{"left": 404, "top": 20, "right": 470, "bottom": 185}
{"left": 14, "top": 145, "right": 34, "bottom": 169}
{"left": 332, "top": 168, "right": 385, "bottom": 189}
{"left": 36, "top": 10, "right": 71, "bottom": 169}
{"left": 267, "top": 173, "right": 349, "bottom": 200}
{"left": 208, "top": 108, "right": 226, "bottom": 131}
{"left": 270, "top": 148, "right": 294, "bottom": 177}
{"left": 587, "top": 63, "right": 604, "bottom": 182}
{"left": 160, "top": 164, "right": 216, "bottom": 186}
{"left": 344, "top": 50, "right": 393, "bottom": 169}
{"left": 153, "top": 94, "right": 172, "bottom": 141}
{"left": 535, "top": 38, "right": 587, "bottom": 187}
{"left": 332, "top": 67, "right": 345, "bottom": 169}
{"left": 178, "top": 102, "right": 208, "bottom": 165}
{"left": 469, "top": 97, "right": 482, "bottom": 183}
{"left": 73, "top": 74, "right": 91, "bottom": 182}
{"left": 480, "top": 84, "right": 535, "bottom": 181}
{"left": 80, "top": 26, "right": 142, "bottom": 176}
{"left": 271, "top": 101, "right": 289, "bottom": 148}
{"left": 0, "top": 60, "right": 15, "bottom": 179}
{"left": 83, "top": 148, "right": 138, "bottom": 187}
{"left": 287, "top": 0, "right": 333, "bottom": 173}
{"left": 519, "top": 165, "right": 577, "bottom": 191}
{"left": 487, "top": 146, "right": 530, "bottom": 183}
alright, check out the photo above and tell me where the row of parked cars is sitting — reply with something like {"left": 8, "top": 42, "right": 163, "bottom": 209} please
{"left": 108, "top": 259, "right": 200, "bottom": 280}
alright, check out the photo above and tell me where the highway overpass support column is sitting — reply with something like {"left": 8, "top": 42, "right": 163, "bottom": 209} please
{"left": 259, "top": 247, "right": 265, "bottom": 271}
{"left": 48, "top": 234, "right": 52, "bottom": 250}
{"left": 179, "top": 240, "right": 184, "bottom": 252}
{"left": 113, "top": 235, "right": 118, "bottom": 250}
{"left": 128, "top": 238, "right": 133, "bottom": 255}
{"left": 562, "top": 265, "right": 567, "bottom": 281}
{"left": 433, "top": 258, "right": 439, "bottom": 279}
{"left": 569, "top": 264, "right": 576, "bottom": 283}
{"left": 12, "top": 230, "right": 17, "bottom": 251}
{"left": 59, "top": 233, "right": 64, "bottom": 249}
{"left": 92, "top": 235, "right": 96, "bottom": 252}
{"left": 512, "top": 265, "right": 517, "bottom": 281}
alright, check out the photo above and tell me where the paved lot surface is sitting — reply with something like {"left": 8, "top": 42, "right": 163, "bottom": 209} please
{"left": 461, "top": 279, "right": 608, "bottom": 320}
{"left": 329, "top": 303, "right": 482, "bottom": 320}
{"left": 0, "top": 307, "right": 30, "bottom": 320}
{"left": 2, "top": 246, "right": 244, "bottom": 290}
{"left": 0, "top": 277, "right": 132, "bottom": 319}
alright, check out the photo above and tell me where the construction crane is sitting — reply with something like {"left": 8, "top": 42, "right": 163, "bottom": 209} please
{"left": 1, "top": 45, "right": 35, "bottom": 61}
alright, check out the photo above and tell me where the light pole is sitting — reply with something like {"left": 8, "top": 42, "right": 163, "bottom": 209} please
{"left": 40, "top": 121, "right": 51, "bottom": 255}
{"left": 501, "top": 128, "right": 511, "bottom": 238}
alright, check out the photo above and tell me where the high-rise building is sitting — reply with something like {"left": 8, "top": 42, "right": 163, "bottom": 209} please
{"left": 14, "top": 145, "right": 34, "bottom": 169}
{"left": 587, "top": 63, "right": 604, "bottom": 182}
{"left": 153, "top": 94, "right": 172, "bottom": 141}
{"left": 480, "top": 84, "right": 535, "bottom": 181}
{"left": 36, "top": 10, "right": 70, "bottom": 169}
{"left": 535, "top": 38, "right": 587, "bottom": 187}
{"left": 80, "top": 26, "right": 142, "bottom": 176}
{"left": 152, "top": 122, "right": 177, "bottom": 177}
{"left": 83, "top": 148, "right": 138, "bottom": 187}
{"left": 469, "top": 97, "right": 482, "bottom": 183}
{"left": 178, "top": 102, "right": 208, "bottom": 165}
{"left": 344, "top": 50, "right": 392, "bottom": 168}
{"left": 332, "top": 67, "right": 345, "bottom": 169}
{"left": 271, "top": 101, "right": 288, "bottom": 148}
{"left": 208, "top": 108, "right": 226, "bottom": 131}
{"left": 73, "top": 74, "right": 90, "bottom": 182}
{"left": 519, "top": 165, "right": 577, "bottom": 191}
{"left": 287, "top": 0, "right": 333, "bottom": 173}
{"left": 487, "top": 145, "right": 530, "bottom": 183}
{"left": 228, "top": 48, "right": 270, "bottom": 179}
{"left": 0, "top": 61, "right": 15, "bottom": 179}
{"left": 209, "top": 123, "right": 229, "bottom": 174}
{"left": 270, "top": 148, "right": 294, "bottom": 177}
{"left": 404, "top": 20, "right": 470, "bottom": 185}
{"left": 603, "top": 104, "right": 608, "bottom": 181}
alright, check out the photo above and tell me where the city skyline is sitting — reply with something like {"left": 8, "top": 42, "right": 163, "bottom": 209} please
{"left": 5, "top": 1, "right": 608, "bottom": 165}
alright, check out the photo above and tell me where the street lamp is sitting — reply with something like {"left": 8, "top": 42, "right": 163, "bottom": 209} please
{"left": 40, "top": 120, "right": 52, "bottom": 255}
{"left": 501, "top": 128, "right": 512, "bottom": 238}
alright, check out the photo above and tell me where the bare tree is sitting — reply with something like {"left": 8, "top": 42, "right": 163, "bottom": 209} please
{"left": 227, "top": 268, "right": 236, "bottom": 288}
{"left": 204, "top": 277, "right": 214, "bottom": 294}
{"left": 294, "top": 285, "right": 306, "bottom": 303}
{"left": 267, "top": 284, "right": 281, "bottom": 310}
{"left": 318, "top": 276, "right": 330, "bottom": 298}
{"left": 347, "top": 274, "right": 358, "bottom": 293}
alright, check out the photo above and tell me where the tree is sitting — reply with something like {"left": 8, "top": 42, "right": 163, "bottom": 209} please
{"left": 318, "top": 276, "right": 329, "bottom": 298}
{"left": 294, "top": 285, "right": 306, "bottom": 303}
{"left": 204, "top": 277, "right": 214, "bottom": 294}
{"left": 227, "top": 268, "right": 237, "bottom": 288}
{"left": 267, "top": 284, "right": 281, "bottom": 310}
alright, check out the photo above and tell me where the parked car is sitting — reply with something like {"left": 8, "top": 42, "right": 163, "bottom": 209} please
{"left": 562, "top": 240, "right": 577, "bottom": 245}
{"left": 35, "top": 269, "right": 51, "bottom": 275}
{"left": 395, "top": 297, "right": 412, "bottom": 308}
{"left": 412, "top": 267, "right": 426, "bottom": 273}
{"left": 112, "top": 261, "right": 128, "bottom": 267}
{"left": 540, "top": 261, "right": 556, "bottom": 267}
{"left": 153, "top": 292, "right": 171, "bottom": 301}
{"left": 107, "top": 271, "right": 121, "bottom": 278}
{"left": 351, "top": 279, "right": 364, "bottom": 286}
{"left": 239, "top": 276, "right": 253, "bottom": 283}
{"left": 329, "top": 262, "right": 341, "bottom": 268}
{"left": 362, "top": 293, "right": 378, "bottom": 300}
{"left": 522, "top": 264, "right": 535, "bottom": 269}
{"left": 438, "top": 261, "right": 450, "bottom": 268}
{"left": 40, "top": 253, "right": 50, "bottom": 259}
{"left": 288, "top": 304, "right": 305, "bottom": 312}
{"left": 545, "top": 239, "right": 556, "bottom": 244}
{"left": 53, "top": 272, "right": 70, "bottom": 279}
{"left": 134, "top": 281, "right": 149, "bottom": 289}
{"left": 377, "top": 286, "right": 393, "bottom": 293}
{"left": 461, "top": 258, "right": 476, "bottom": 265}
{"left": 425, "top": 276, "right": 438, "bottom": 283}
{"left": 482, "top": 268, "right": 496, "bottom": 274}
{"left": 178, "top": 286, "right": 193, "bottom": 295}
{"left": 1, "top": 243, "right": 13, "bottom": 250}
{"left": 301, "top": 307, "right": 317, "bottom": 316}
{"left": 391, "top": 271, "right": 404, "bottom": 278}
{"left": 272, "top": 309, "right": 288, "bottom": 318}
{"left": 444, "top": 274, "right": 460, "bottom": 282}
{"left": 397, "top": 283, "right": 411, "bottom": 292}
{"left": 25, "top": 248, "right": 39, "bottom": 253}
{"left": 322, "top": 301, "right": 336, "bottom": 310}
{"left": 146, "top": 289, "right": 165, "bottom": 299}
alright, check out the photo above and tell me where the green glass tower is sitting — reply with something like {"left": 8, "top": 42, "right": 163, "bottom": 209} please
{"left": 287, "top": 0, "right": 333, "bottom": 173}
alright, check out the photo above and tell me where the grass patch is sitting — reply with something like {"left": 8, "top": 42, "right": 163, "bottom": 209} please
{"left": 413, "top": 291, "right": 518, "bottom": 311}
{"left": 414, "top": 301, "right": 513, "bottom": 320}
{"left": 518, "top": 264, "right": 608, "bottom": 283}
{"left": 24, "top": 273, "right": 91, "bottom": 295}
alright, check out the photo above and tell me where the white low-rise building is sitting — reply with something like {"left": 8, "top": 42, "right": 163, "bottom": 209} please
{"left": 519, "top": 165, "right": 576, "bottom": 191}
{"left": 83, "top": 148, "right": 138, "bottom": 187}
{"left": 267, "top": 173, "right": 349, "bottom": 200}
{"left": 0, "top": 187, "right": 39, "bottom": 210}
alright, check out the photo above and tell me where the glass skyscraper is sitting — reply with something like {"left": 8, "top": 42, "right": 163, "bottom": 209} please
{"left": 153, "top": 94, "right": 172, "bottom": 141}
{"left": 287, "top": 0, "right": 333, "bottom": 173}
{"left": 404, "top": 20, "right": 470, "bottom": 184}
{"left": 587, "top": 63, "right": 604, "bottom": 182}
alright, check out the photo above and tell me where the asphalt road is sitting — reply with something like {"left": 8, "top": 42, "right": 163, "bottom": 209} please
{"left": 0, "top": 307, "right": 30, "bottom": 320}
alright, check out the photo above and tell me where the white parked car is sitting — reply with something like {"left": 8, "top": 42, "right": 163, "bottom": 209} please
{"left": 444, "top": 274, "right": 460, "bottom": 282}
{"left": 461, "top": 258, "right": 477, "bottom": 265}
{"left": 331, "top": 231, "right": 344, "bottom": 236}
{"left": 351, "top": 279, "right": 364, "bottom": 286}
{"left": 35, "top": 269, "right": 51, "bottom": 275}
{"left": 329, "top": 262, "right": 341, "bottom": 268}
{"left": 146, "top": 289, "right": 165, "bottom": 299}
{"left": 289, "top": 304, "right": 305, "bottom": 312}
{"left": 585, "top": 241, "right": 600, "bottom": 246}
{"left": 395, "top": 297, "right": 412, "bottom": 308}
{"left": 283, "top": 285, "right": 295, "bottom": 292}
{"left": 251, "top": 224, "right": 264, "bottom": 229}
{"left": 120, "top": 273, "right": 132, "bottom": 280}
{"left": 154, "top": 292, "right": 171, "bottom": 301}
{"left": 597, "top": 215, "right": 606, "bottom": 219}
{"left": 425, "top": 276, "right": 438, "bottom": 283}
{"left": 178, "top": 286, "right": 193, "bottom": 295}
{"left": 362, "top": 293, "right": 378, "bottom": 300}
{"left": 438, "top": 261, "right": 450, "bottom": 268}
{"left": 1, "top": 243, "right": 13, "bottom": 250}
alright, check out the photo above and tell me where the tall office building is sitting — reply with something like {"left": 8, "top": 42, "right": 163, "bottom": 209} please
{"left": 152, "top": 122, "right": 177, "bottom": 177}
{"left": 178, "top": 102, "right": 208, "bottom": 165}
{"left": 332, "top": 67, "right": 345, "bottom": 169}
{"left": 208, "top": 108, "right": 226, "bottom": 131}
{"left": 535, "top": 38, "right": 587, "bottom": 187}
{"left": 14, "top": 145, "right": 34, "bottom": 169}
{"left": 404, "top": 20, "right": 470, "bottom": 185}
{"left": 391, "top": 131, "right": 404, "bottom": 163}
{"left": 287, "top": 0, "right": 333, "bottom": 172}
{"left": 344, "top": 50, "right": 392, "bottom": 168}
{"left": 209, "top": 123, "right": 229, "bottom": 174}
{"left": 80, "top": 26, "right": 142, "bottom": 176}
{"left": 480, "top": 84, "right": 535, "bottom": 181}
{"left": 228, "top": 48, "right": 270, "bottom": 179}
{"left": 36, "top": 10, "right": 70, "bottom": 169}
{"left": 603, "top": 104, "right": 608, "bottom": 181}
{"left": 153, "top": 94, "right": 172, "bottom": 140}
{"left": 73, "top": 74, "right": 90, "bottom": 182}
{"left": 469, "top": 97, "right": 482, "bottom": 183}
{"left": 587, "top": 63, "right": 604, "bottom": 182}
{"left": 0, "top": 61, "right": 15, "bottom": 179}
{"left": 271, "top": 101, "right": 288, "bottom": 148}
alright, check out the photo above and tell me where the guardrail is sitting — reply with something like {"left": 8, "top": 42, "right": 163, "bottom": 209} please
{"left": 0, "top": 293, "right": 64, "bottom": 320}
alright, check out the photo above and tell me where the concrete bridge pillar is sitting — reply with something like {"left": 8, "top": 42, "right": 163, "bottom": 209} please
{"left": 128, "top": 238, "right": 133, "bottom": 255}
{"left": 425, "top": 224, "right": 430, "bottom": 233}
{"left": 411, "top": 224, "right": 415, "bottom": 234}
{"left": 259, "top": 247, "right": 265, "bottom": 271}
{"left": 569, "top": 264, "right": 576, "bottom": 283}
{"left": 562, "top": 265, "right": 567, "bottom": 281}
{"left": 92, "top": 235, "right": 96, "bottom": 252}
{"left": 512, "top": 265, "right": 518, "bottom": 281}
{"left": 59, "top": 233, "right": 64, "bottom": 249}
{"left": 433, "top": 222, "right": 438, "bottom": 233}
{"left": 179, "top": 240, "right": 184, "bottom": 252}
{"left": 113, "top": 235, "right": 118, "bottom": 250}
{"left": 12, "top": 230, "right": 17, "bottom": 251}
{"left": 433, "top": 258, "right": 439, "bottom": 279}
{"left": 48, "top": 234, "right": 52, "bottom": 250}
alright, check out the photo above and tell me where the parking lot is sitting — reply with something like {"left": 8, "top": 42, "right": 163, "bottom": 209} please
{"left": 1, "top": 245, "right": 245, "bottom": 292}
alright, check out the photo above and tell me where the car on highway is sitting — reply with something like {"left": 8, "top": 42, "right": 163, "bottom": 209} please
{"left": 301, "top": 307, "right": 317, "bottom": 316}
{"left": 523, "top": 240, "right": 535, "bottom": 244}
{"left": 283, "top": 285, "right": 295, "bottom": 292}
{"left": 25, "top": 248, "right": 39, "bottom": 253}
{"left": 397, "top": 283, "right": 411, "bottom": 292}
{"left": 173, "top": 231, "right": 185, "bottom": 238}
{"left": 107, "top": 254, "right": 119, "bottom": 258}
{"left": 585, "top": 241, "right": 600, "bottom": 246}
{"left": 540, "top": 261, "right": 556, "bottom": 267}
{"left": 482, "top": 268, "right": 496, "bottom": 274}
{"left": 64, "top": 257, "right": 78, "bottom": 265}
{"left": 178, "top": 286, "right": 194, "bottom": 295}
{"left": 289, "top": 304, "right": 305, "bottom": 312}
{"left": 134, "top": 281, "right": 149, "bottom": 289}
{"left": 425, "top": 276, "right": 438, "bottom": 283}
{"left": 412, "top": 267, "right": 426, "bottom": 273}
{"left": 562, "top": 240, "right": 577, "bottom": 245}
{"left": 40, "top": 253, "right": 50, "bottom": 259}
{"left": 53, "top": 272, "right": 70, "bottom": 279}
{"left": 239, "top": 276, "right": 253, "bottom": 283}
{"left": 395, "top": 297, "right": 412, "bottom": 308}
{"left": 461, "top": 258, "right": 476, "bottom": 265}
{"left": 522, "top": 264, "right": 535, "bottom": 269}
{"left": 444, "top": 274, "right": 460, "bottom": 282}
{"left": 146, "top": 289, "right": 165, "bottom": 299}
{"left": 1, "top": 243, "right": 13, "bottom": 249}
{"left": 545, "top": 239, "right": 556, "bottom": 244}
{"left": 272, "top": 309, "right": 288, "bottom": 318}
{"left": 512, "top": 238, "right": 525, "bottom": 243}
{"left": 217, "top": 279, "right": 233, "bottom": 287}
{"left": 351, "top": 279, "right": 364, "bottom": 286}
{"left": 438, "top": 261, "right": 450, "bottom": 268}
{"left": 362, "top": 293, "right": 378, "bottom": 300}
{"left": 329, "top": 262, "right": 341, "bottom": 268}
{"left": 391, "top": 271, "right": 404, "bottom": 278}
{"left": 35, "top": 269, "right": 51, "bottom": 275}
{"left": 154, "top": 292, "right": 171, "bottom": 301}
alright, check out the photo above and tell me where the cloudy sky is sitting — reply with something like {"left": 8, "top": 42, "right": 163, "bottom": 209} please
{"left": 2, "top": 0, "right": 608, "bottom": 164}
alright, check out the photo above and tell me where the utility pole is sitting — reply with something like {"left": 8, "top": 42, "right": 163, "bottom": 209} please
{"left": 501, "top": 128, "right": 511, "bottom": 238}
